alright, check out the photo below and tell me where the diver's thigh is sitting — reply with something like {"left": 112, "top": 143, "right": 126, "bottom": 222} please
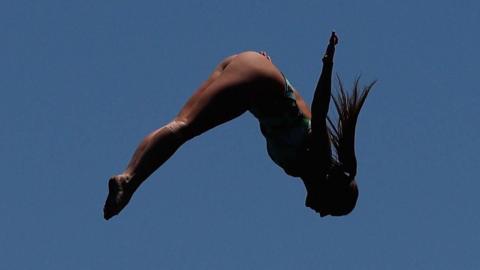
{"left": 176, "top": 52, "right": 285, "bottom": 138}
{"left": 176, "top": 68, "right": 257, "bottom": 138}
{"left": 195, "top": 55, "right": 239, "bottom": 92}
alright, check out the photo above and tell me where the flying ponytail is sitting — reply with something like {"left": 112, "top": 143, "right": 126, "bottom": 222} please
{"left": 327, "top": 76, "right": 376, "bottom": 178}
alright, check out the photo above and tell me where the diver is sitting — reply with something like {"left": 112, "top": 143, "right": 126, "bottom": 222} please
{"left": 103, "top": 32, "right": 375, "bottom": 220}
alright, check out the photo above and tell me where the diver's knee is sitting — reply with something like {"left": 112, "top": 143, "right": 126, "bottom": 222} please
{"left": 165, "top": 119, "right": 190, "bottom": 141}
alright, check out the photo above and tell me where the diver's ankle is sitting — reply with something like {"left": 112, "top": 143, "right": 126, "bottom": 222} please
{"left": 119, "top": 173, "right": 141, "bottom": 191}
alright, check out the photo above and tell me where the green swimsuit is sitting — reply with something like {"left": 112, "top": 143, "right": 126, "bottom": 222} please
{"left": 250, "top": 74, "right": 311, "bottom": 176}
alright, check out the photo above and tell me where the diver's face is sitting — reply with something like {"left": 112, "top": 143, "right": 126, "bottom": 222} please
{"left": 304, "top": 181, "right": 332, "bottom": 216}
{"left": 305, "top": 193, "right": 331, "bottom": 217}
{"left": 303, "top": 175, "right": 358, "bottom": 217}
{"left": 318, "top": 208, "right": 330, "bottom": 217}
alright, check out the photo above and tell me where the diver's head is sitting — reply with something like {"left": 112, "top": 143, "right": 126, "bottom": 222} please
{"left": 300, "top": 75, "right": 374, "bottom": 217}
{"left": 302, "top": 166, "right": 358, "bottom": 217}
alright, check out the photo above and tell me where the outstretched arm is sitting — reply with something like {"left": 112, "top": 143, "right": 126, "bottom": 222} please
{"left": 309, "top": 32, "right": 338, "bottom": 155}
{"left": 311, "top": 32, "right": 337, "bottom": 127}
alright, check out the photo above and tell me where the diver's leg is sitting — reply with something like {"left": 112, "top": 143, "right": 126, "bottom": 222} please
{"left": 103, "top": 54, "right": 268, "bottom": 220}
{"left": 120, "top": 53, "right": 270, "bottom": 186}
{"left": 116, "top": 56, "right": 241, "bottom": 187}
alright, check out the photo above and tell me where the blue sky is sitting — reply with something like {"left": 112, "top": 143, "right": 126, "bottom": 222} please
{"left": 1, "top": 1, "right": 479, "bottom": 269}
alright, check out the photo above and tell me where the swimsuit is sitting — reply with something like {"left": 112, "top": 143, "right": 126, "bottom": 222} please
{"left": 250, "top": 74, "right": 311, "bottom": 176}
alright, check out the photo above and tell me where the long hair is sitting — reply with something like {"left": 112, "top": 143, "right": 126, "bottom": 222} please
{"left": 327, "top": 75, "right": 376, "bottom": 178}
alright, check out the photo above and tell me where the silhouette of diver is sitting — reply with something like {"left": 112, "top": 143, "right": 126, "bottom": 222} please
{"left": 103, "top": 32, "right": 375, "bottom": 220}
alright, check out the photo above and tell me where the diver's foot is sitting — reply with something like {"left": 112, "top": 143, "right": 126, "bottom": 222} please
{"left": 103, "top": 174, "right": 135, "bottom": 220}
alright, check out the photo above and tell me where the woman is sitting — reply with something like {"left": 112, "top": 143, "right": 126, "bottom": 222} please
{"left": 103, "top": 32, "right": 375, "bottom": 220}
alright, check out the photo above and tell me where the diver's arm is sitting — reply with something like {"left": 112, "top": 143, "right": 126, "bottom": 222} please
{"left": 311, "top": 32, "right": 337, "bottom": 126}
{"left": 309, "top": 32, "right": 337, "bottom": 155}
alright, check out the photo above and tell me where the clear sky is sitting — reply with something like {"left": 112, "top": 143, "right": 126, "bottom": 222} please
{"left": 1, "top": 1, "right": 479, "bottom": 269}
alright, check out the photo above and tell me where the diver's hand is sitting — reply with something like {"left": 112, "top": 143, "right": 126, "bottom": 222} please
{"left": 329, "top": 31, "right": 338, "bottom": 46}
{"left": 323, "top": 31, "right": 338, "bottom": 63}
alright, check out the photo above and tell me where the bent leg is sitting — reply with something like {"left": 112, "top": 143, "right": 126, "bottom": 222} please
{"left": 103, "top": 54, "right": 268, "bottom": 220}
{"left": 126, "top": 59, "right": 259, "bottom": 183}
